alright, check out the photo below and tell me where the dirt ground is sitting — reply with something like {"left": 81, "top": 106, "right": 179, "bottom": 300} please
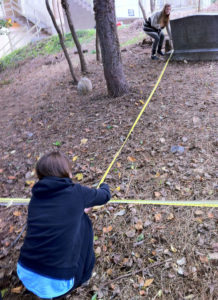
{"left": 0, "top": 6, "right": 218, "bottom": 300}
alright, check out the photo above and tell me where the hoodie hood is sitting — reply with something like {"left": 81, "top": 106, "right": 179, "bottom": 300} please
{"left": 32, "top": 176, "right": 73, "bottom": 198}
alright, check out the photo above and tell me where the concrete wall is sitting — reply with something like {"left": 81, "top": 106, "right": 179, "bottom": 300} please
{"left": 156, "top": 0, "right": 212, "bottom": 10}
{"left": 63, "top": 0, "right": 95, "bottom": 31}
{"left": 20, "top": 0, "right": 56, "bottom": 34}
{"left": 115, "top": 0, "right": 151, "bottom": 19}
{"left": 0, "top": 2, "right": 5, "bottom": 18}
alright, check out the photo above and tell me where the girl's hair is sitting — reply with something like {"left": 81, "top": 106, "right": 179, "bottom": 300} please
{"left": 36, "top": 151, "right": 72, "bottom": 179}
{"left": 159, "top": 3, "right": 171, "bottom": 27}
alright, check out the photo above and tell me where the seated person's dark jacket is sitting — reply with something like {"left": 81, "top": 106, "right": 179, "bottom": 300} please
{"left": 19, "top": 176, "right": 111, "bottom": 286}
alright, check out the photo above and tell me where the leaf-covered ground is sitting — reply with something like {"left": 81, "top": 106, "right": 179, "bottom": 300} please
{"left": 0, "top": 15, "right": 218, "bottom": 300}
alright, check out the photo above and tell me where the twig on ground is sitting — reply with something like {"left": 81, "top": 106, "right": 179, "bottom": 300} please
{"left": 100, "top": 258, "right": 172, "bottom": 287}
{"left": 0, "top": 223, "right": 27, "bottom": 258}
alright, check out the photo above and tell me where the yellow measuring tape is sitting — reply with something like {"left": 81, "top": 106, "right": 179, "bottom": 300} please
{"left": 0, "top": 198, "right": 217, "bottom": 207}
{"left": 2, "top": 51, "right": 216, "bottom": 208}
{"left": 97, "top": 51, "right": 173, "bottom": 187}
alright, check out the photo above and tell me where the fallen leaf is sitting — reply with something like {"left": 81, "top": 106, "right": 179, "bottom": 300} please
{"left": 193, "top": 116, "right": 201, "bottom": 125}
{"left": 125, "top": 229, "right": 136, "bottom": 238}
{"left": 184, "top": 295, "right": 195, "bottom": 300}
{"left": 4, "top": 240, "right": 10, "bottom": 247}
{"left": 53, "top": 141, "right": 61, "bottom": 147}
{"left": 177, "top": 267, "right": 184, "bottom": 276}
{"left": 137, "top": 233, "right": 144, "bottom": 242}
{"left": 9, "top": 225, "right": 14, "bottom": 233}
{"left": 139, "top": 100, "right": 145, "bottom": 105}
{"left": 0, "top": 169, "right": 4, "bottom": 174}
{"left": 117, "top": 162, "right": 121, "bottom": 168}
{"left": 170, "top": 245, "right": 177, "bottom": 253}
{"left": 8, "top": 176, "right": 16, "bottom": 180}
{"left": 25, "top": 180, "right": 35, "bottom": 187}
{"left": 167, "top": 213, "right": 174, "bottom": 221}
{"left": 135, "top": 220, "right": 143, "bottom": 230}
{"left": 106, "top": 268, "right": 113, "bottom": 276}
{"left": 139, "top": 290, "right": 146, "bottom": 296}
{"left": 194, "top": 210, "right": 204, "bottom": 216}
{"left": 1, "top": 289, "right": 8, "bottom": 297}
{"left": 72, "top": 156, "right": 78, "bottom": 162}
{"left": 13, "top": 211, "right": 21, "bottom": 217}
{"left": 11, "top": 286, "right": 23, "bottom": 294}
{"left": 154, "top": 213, "right": 162, "bottom": 222}
{"left": 199, "top": 256, "right": 209, "bottom": 263}
{"left": 114, "top": 209, "right": 126, "bottom": 217}
{"left": 207, "top": 212, "right": 214, "bottom": 219}
{"left": 122, "top": 257, "right": 133, "bottom": 267}
{"left": 91, "top": 293, "right": 97, "bottom": 300}
{"left": 103, "top": 226, "right": 113, "bottom": 233}
{"left": 127, "top": 156, "right": 136, "bottom": 162}
{"left": 75, "top": 173, "right": 83, "bottom": 181}
{"left": 115, "top": 186, "right": 121, "bottom": 191}
{"left": 143, "top": 278, "right": 154, "bottom": 288}
{"left": 95, "top": 247, "right": 101, "bottom": 256}
{"left": 154, "top": 191, "right": 161, "bottom": 198}
{"left": 81, "top": 138, "right": 88, "bottom": 145}
{"left": 110, "top": 283, "right": 115, "bottom": 289}
{"left": 177, "top": 257, "right": 186, "bottom": 266}
{"left": 138, "top": 276, "right": 144, "bottom": 287}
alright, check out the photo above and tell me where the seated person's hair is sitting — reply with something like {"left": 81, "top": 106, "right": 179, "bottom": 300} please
{"left": 36, "top": 152, "right": 72, "bottom": 179}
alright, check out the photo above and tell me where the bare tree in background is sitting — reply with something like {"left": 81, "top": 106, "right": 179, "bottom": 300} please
{"left": 94, "top": 0, "right": 128, "bottom": 97}
{"left": 138, "top": 0, "right": 147, "bottom": 21}
{"left": 95, "top": 27, "right": 101, "bottom": 62}
{"left": 57, "top": 0, "right": 64, "bottom": 36}
{"left": 45, "top": 0, "right": 78, "bottom": 84}
{"left": 150, "top": 0, "right": 156, "bottom": 12}
{"left": 61, "top": 0, "right": 88, "bottom": 73}
{"left": 198, "top": 0, "right": 201, "bottom": 12}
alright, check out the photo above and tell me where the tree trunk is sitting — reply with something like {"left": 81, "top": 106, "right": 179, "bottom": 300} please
{"left": 57, "top": 0, "right": 65, "bottom": 37}
{"left": 138, "top": 0, "right": 147, "bottom": 21}
{"left": 95, "top": 27, "right": 101, "bottom": 62}
{"left": 45, "top": 0, "right": 78, "bottom": 84}
{"left": 94, "top": 0, "right": 128, "bottom": 97}
{"left": 198, "top": 0, "right": 201, "bottom": 12}
{"left": 61, "top": 0, "right": 88, "bottom": 73}
{"left": 150, "top": 0, "right": 155, "bottom": 13}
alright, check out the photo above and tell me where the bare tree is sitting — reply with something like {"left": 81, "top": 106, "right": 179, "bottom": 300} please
{"left": 150, "top": 0, "right": 156, "bottom": 13}
{"left": 61, "top": 0, "right": 87, "bottom": 73}
{"left": 57, "top": 0, "right": 64, "bottom": 37}
{"left": 198, "top": 0, "right": 201, "bottom": 12}
{"left": 94, "top": 0, "right": 128, "bottom": 97}
{"left": 95, "top": 27, "right": 101, "bottom": 62}
{"left": 138, "top": 0, "right": 147, "bottom": 21}
{"left": 45, "top": 0, "right": 78, "bottom": 84}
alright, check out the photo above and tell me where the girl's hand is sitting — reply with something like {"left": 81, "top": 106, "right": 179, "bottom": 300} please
{"left": 84, "top": 207, "right": 92, "bottom": 214}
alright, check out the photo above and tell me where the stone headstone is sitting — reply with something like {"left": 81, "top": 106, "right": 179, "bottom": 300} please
{"left": 168, "top": 14, "right": 218, "bottom": 61}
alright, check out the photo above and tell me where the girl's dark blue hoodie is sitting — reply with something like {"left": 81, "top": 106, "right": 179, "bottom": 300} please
{"left": 18, "top": 176, "right": 110, "bottom": 285}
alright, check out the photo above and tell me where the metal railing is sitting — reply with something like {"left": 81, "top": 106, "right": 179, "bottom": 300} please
{"left": 0, "top": 0, "right": 50, "bottom": 57}
{"left": 1, "top": 23, "right": 41, "bottom": 57}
